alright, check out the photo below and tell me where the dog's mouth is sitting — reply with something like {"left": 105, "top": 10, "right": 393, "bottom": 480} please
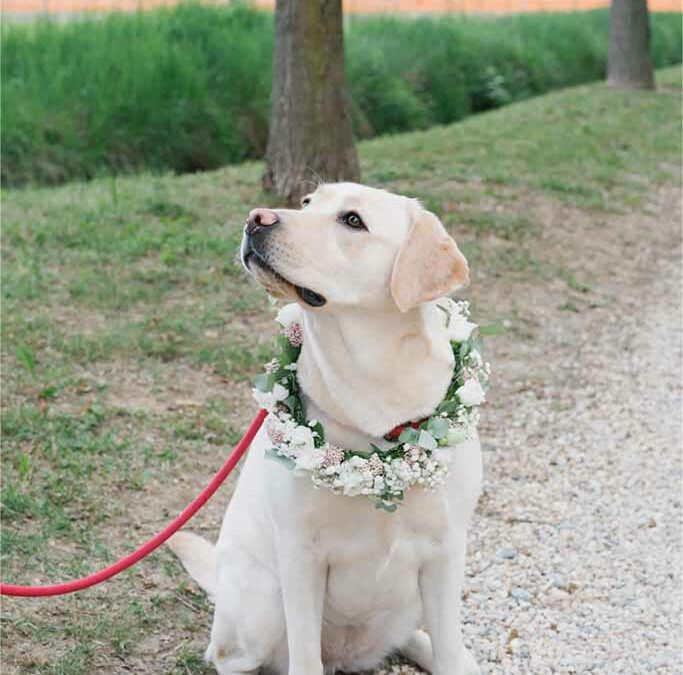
{"left": 243, "top": 250, "right": 326, "bottom": 308}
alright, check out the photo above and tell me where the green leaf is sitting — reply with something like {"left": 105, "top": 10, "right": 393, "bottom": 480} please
{"left": 253, "top": 372, "right": 276, "bottom": 392}
{"left": 427, "top": 416, "right": 449, "bottom": 439}
{"left": 311, "top": 421, "right": 325, "bottom": 446}
{"left": 479, "top": 324, "right": 505, "bottom": 336}
{"left": 15, "top": 345, "right": 36, "bottom": 374}
{"left": 265, "top": 447, "right": 296, "bottom": 470}
{"left": 375, "top": 501, "right": 398, "bottom": 513}
{"left": 348, "top": 446, "right": 372, "bottom": 459}
{"left": 276, "top": 335, "right": 300, "bottom": 364}
{"left": 470, "top": 334, "right": 484, "bottom": 354}
{"left": 38, "top": 385, "right": 58, "bottom": 400}
{"left": 417, "top": 430, "right": 438, "bottom": 451}
{"left": 436, "top": 399, "right": 458, "bottom": 415}
{"left": 282, "top": 395, "right": 302, "bottom": 414}
{"left": 398, "top": 427, "right": 420, "bottom": 443}
{"left": 17, "top": 452, "right": 30, "bottom": 478}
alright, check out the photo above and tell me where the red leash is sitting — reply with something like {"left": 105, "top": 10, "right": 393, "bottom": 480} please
{"left": 1, "top": 409, "right": 267, "bottom": 598}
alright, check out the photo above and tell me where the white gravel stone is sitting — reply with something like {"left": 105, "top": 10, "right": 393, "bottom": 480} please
{"left": 370, "top": 188, "right": 682, "bottom": 675}
{"left": 495, "top": 546, "right": 518, "bottom": 560}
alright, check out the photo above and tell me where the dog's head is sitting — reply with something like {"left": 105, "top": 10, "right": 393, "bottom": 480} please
{"left": 241, "top": 182, "right": 469, "bottom": 312}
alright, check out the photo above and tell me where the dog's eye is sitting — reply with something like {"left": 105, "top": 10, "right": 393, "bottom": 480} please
{"left": 301, "top": 197, "right": 311, "bottom": 207}
{"left": 340, "top": 211, "right": 366, "bottom": 230}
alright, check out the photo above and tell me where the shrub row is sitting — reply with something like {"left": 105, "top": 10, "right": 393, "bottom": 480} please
{"left": 2, "top": 4, "right": 681, "bottom": 186}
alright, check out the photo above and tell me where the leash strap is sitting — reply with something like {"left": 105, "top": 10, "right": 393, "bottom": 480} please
{"left": 0, "top": 409, "right": 268, "bottom": 597}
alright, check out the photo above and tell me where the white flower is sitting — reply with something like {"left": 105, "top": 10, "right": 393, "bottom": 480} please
{"left": 446, "top": 314, "right": 477, "bottom": 343}
{"left": 456, "top": 379, "right": 486, "bottom": 406}
{"left": 256, "top": 293, "right": 487, "bottom": 509}
{"left": 252, "top": 382, "right": 289, "bottom": 411}
{"left": 272, "top": 383, "right": 289, "bottom": 400}
{"left": 294, "top": 445, "right": 325, "bottom": 471}
{"left": 284, "top": 424, "right": 322, "bottom": 471}
{"left": 266, "top": 416, "right": 286, "bottom": 444}
{"left": 290, "top": 424, "right": 316, "bottom": 451}
{"left": 253, "top": 389, "right": 276, "bottom": 410}
{"left": 438, "top": 297, "right": 458, "bottom": 315}
{"left": 336, "top": 456, "right": 370, "bottom": 496}
{"left": 276, "top": 303, "right": 301, "bottom": 329}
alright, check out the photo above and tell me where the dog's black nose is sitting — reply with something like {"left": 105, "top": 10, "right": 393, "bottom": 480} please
{"left": 246, "top": 208, "right": 280, "bottom": 235}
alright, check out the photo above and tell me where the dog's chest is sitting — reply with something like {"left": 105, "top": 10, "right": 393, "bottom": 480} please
{"left": 315, "top": 492, "right": 447, "bottom": 620}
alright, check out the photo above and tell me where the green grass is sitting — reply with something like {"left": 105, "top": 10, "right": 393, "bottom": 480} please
{"left": 1, "top": 69, "right": 681, "bottom": 673}
{"left": 2, "top": 4, "right": 681, "bottom": 186}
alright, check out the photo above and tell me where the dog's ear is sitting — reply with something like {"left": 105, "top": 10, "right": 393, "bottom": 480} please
{"left": 391, "top": 209, "right": 469, "bottom": 313}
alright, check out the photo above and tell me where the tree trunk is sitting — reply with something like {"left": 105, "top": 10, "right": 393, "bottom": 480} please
{"left": 607, "top": 0, "right": 655, "bottom": 90}
{"left": 263, "top": 0, "right": 360, "bottom": 205}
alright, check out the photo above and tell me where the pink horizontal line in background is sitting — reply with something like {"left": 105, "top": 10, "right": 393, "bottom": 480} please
{"left": 2, "top": 0, "right": 681, "bottom": 14}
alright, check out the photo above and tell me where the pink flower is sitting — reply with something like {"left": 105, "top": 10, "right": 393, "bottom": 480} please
{"left": 368, "top": 454, "right": 385, "bottom": 476}
{"left": 284, "top": 322, "right": 303, "bottom": 347}
{"left": 321, "top": 445, "right": 345, "bottom": 468}
{"left": 405, "top": 445, "right": 422, "bottom": 464}
{"left": 266, "top": 418, "right": 284, "bottom": 445}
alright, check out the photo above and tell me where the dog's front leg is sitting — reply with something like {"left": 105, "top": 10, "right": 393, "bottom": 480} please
{"left": 279, "top": 538, "right": 326, "bottom": 675}
{"left": 419, "top": 528, "right": 469, "bottom": 675}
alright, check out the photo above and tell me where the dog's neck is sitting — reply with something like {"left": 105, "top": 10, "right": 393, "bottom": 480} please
{"left": 296, "top": 301, "right": 454, "bottom": 441}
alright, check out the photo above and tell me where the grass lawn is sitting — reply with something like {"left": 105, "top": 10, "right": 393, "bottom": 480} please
{"left": 1, "top": 66, "right": 681, "bottom": 674}
{"left": 4, "top": 6, "right": 681, "bottom": 187}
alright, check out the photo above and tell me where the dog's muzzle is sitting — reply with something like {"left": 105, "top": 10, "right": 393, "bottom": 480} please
{"left": 241, "top": 209, "right": 327, "bottom": 308}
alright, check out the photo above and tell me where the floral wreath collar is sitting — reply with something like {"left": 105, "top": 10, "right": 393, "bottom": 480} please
{"left": 253, "top": 299, "right": 491, "bottom": 511}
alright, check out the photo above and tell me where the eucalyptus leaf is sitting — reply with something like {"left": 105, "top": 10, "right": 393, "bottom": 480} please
{"left": 253, "top": 372, "right": 275, "bottom": 392}
{"left": 427, "top": 417, "right": 449, "bottom": 439}
{"left": 276, "top": 335, "right": 300, "bottom": 364}
{"left": 471, "top": 335, "right": 484, "bottom": 354}
{"left": 398, "top": 427, "right": 420, "bottom": 443}
{"left": 417, "top": 430, "right": 438, "bottom": 451}
{"left": 437, "top": 399, "right": 458, "bottom": 415}
{"left": 252, "top": 298, "right": 489, "bottom": 513}
{"left": 265, "top": 447, "right": 296, "bottom": 470}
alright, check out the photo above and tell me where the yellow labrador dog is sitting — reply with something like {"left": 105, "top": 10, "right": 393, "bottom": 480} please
{"left": 169, "top": 183, "right": 482, "bottom": 675}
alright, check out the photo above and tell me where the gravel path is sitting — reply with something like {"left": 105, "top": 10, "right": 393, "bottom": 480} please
{"left": 375, "top": 186, "right": 683, "bottom": 675}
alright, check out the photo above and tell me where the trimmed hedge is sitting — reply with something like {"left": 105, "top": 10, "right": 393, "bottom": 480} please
{"left": 2, "top": 5, "right": 681, "bottom": 186}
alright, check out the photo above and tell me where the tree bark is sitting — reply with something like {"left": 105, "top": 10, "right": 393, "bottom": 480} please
{"left": 263, "top": 0, "right": 360, "bottom": 205}
{"left": 607, "top": 0, "right": 655, "bottom": 90}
